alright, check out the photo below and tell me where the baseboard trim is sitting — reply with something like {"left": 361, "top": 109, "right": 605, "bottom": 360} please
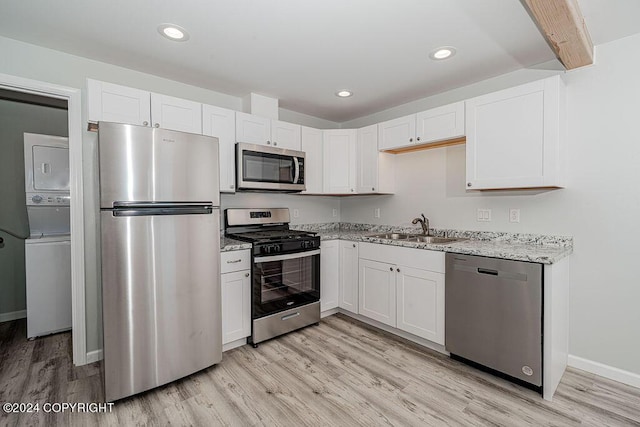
{"left": 568, "top": 355, "right": 640, "bottom": 389}
{"left": 86, "top": 349, "right": 103, "bottom": 364}
{"left": 0, "top": 310, "right": 27, "bottom": 323}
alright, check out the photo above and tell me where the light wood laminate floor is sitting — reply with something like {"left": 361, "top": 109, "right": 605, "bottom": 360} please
{"left": 1, "top": 313, "right": 639, "bottom": 426}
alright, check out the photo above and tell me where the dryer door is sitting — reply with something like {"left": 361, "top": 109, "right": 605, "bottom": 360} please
{"left": 32, "top": 145, "right": 69, "bottom": 191}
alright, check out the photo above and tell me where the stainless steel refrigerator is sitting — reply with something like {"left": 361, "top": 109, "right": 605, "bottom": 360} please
{"left": 98, "top": 122, "right": 222, "bottom": 402}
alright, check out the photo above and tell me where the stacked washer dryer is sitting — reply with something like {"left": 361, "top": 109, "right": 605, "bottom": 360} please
{"left": 23, "top": 133, "right": 71, "bottom": 339}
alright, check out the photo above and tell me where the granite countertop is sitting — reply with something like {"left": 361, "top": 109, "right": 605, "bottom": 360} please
{"left": 220, "top": 236, "right": 251, "bottom": 252}
{"left": 292, "top": 224, "right": 572, "bottom": 265}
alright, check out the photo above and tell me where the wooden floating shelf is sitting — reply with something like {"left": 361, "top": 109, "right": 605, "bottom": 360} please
{"left": 383, "top": 137, "right": 466, "bottom": 154}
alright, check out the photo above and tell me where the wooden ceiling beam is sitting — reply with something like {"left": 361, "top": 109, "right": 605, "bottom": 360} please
{"left": 522, "top": 0, "right": 594, "bottom": 70}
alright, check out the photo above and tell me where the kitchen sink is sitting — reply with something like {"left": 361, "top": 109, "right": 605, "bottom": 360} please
{"left": 366, "top": 233, "right": 463, "bottom": 244}
{"left": 368, "top": 233, "right": 412, "bottom": 240}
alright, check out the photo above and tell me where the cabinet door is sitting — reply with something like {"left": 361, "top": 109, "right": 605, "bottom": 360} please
{"left": 87, "top": 79, "right": 150, "bottom": 126}
{"left": 271, "top": 120, "right": 301, "bottom": 150}
{"left": 323, "top": 129, "right": 357, "bottom": 194}
{"left": 358, "top": 259, "right": 396, "bottom": 326}
{"left": 356, "top": 124, "right": 378, "bottom": 194}
{"left": 235, "top": 112, "right": 271, "bottom": 146}
{"left": 221, "top": 270, "right": 251, "bottom": 344}
{"left": 150, "top": 93, "right": 202, "bottom": 134}
{"left": 203, "top": 105, "right": 236, "bottom": 193}
{"left": 396, "top": 266, "right": 445, "bottom": 344}
{"left": 416, "top": 102, "right": 464, "bottom": 145}
{"left": 465, "top": 77, "right": 563, "bottom": 190}
{"left": 320, "top": 240, "right": 340, "bottom": 312}
{"left": 377, "top": 114, "right": 415, "bottom": 151}
{"left": 339, "top": 241, "right": 359, "bottom": 314}
{"left": 301, "top": 126, "right": 323, "bottom": 194}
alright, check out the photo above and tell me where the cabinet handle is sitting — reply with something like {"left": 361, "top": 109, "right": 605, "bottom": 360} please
{"left": 396, "top": 268, "right": 400, "bottom": 273}
{"left": 227, "top": 259, "right": 242, "bottom": 264}
{"left": 351, "top": 189, "right": 354, "bottom": 192}
{"left": 245, "top": 272, "right": 250, "bottom": 277}
{"left": 389, "top": 267, "right": 393, "bottom": 271}
{"left": 267, "top": 140, "right": 271, "bottom": 145}
{"left": 467, "top": 182, "right": 472, "bottom": 187}
{"left": 352, "top": 244, "right": 356, "bottom": 248}
{"left": 143, "top": 121, "right": 149, "bottom": 126}
{"left": 154, "top": 123, "right": 160, "bottom": 128}
{"left": 372, "top": 187, "right": 375, "bottom": 191}
{"left": 409, "top": 138, "right": 413, "bottom": 142}
{"left": 230, "top": 185, "right": 234, "bottom": 189}
{"left": 417, "top": 137, "right": 421, "bottom": 141}
{"left": 273, "top": 142, "right": 278, "bottom": 146}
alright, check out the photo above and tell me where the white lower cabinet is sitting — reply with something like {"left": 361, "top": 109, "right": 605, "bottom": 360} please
{"left": 358, "top": 242, "right": 445, "bottom": 344}
{"left": 358, "top": 259, "right": 396, "bottom": 327}
{"left": 396, "top": 266, "right": 445, "bottom": 344}
{"left": 220, "top": 250, "right": 251, "bottom": 346}
{"left": 320, "top": 240, "right": 339, "bottom": 312}
{"left": 338, "top": 241, "right": 359, "bottom": 314}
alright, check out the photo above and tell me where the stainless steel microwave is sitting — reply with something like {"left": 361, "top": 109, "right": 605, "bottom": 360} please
{"left": 236, "top": 143, "right": 306, "bottom": 192}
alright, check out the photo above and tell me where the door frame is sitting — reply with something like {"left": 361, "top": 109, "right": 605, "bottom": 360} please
{"left": 0, "top": 72, "right": 87, "bottom": 365}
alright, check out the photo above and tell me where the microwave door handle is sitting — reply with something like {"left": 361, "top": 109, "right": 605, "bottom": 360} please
{"left": 293, "top": 157, "right": 299, "bottom": 184}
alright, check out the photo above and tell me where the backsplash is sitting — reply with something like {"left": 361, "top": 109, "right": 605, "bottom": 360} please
{"left": 291, "top": 222, "right": 573, "bottom": 247}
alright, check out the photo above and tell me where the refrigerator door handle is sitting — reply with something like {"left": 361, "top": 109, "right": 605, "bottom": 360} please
{"left": 112, "top": 206, "right": 214, "bottom": 216}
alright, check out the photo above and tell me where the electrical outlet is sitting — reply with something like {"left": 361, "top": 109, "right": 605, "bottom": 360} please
{"left": 293, "top": 209, "right": 300, "bottom": 218}
{"left": 374, "top": 208, "right": 380, "bottom": 218}
{"left": 332, "top": 208, "right": 338, "bottom": 218}
{"left": 509, "top": 208, "right": 520, "bottom": 223}
{"left": 477, "top": 208, "right": 492, "bottom": 222}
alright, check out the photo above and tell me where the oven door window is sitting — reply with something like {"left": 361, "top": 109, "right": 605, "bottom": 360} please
{"left": 253, "top": 252, "right": 320, "bottom": 317}
{"left": 243, "top": 151, "right": 294, "bottom": 183}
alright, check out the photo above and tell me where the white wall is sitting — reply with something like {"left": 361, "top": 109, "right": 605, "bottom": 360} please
{"left": 0, "top": 36, "right": 339, "bottom": 352}
{"left": 342, "top": 34, "right": 640, "bottom": 375}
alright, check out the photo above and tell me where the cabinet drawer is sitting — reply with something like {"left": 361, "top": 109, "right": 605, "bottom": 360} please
{"left": 359, "top": 242, "right": 445, "bottom": 273}
{"left": 221, "top": 250, "right": 251, "bottom": 273}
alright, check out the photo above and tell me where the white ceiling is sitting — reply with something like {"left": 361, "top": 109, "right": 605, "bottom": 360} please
{"left": 1, "top": 0, "right": 639, "bottom": 122}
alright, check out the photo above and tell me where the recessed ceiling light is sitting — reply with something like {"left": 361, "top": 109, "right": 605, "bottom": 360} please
{"left": 158, "top": 24, "right": 190, "bottom": 41}
{"left": 336, "top": 90, "right": 353, "bottom": 98}
{"left": 429, "top": 46, "right": 456, "bottom": 60}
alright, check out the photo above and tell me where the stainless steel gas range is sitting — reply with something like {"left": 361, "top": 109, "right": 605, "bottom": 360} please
{"left": 225, "top": 208, "right": 321, "bottom": 347}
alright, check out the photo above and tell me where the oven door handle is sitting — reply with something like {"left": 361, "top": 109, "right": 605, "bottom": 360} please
{"left": 293, "top": 157, "right": 300, "bottom": 184}
{"left": 254, "top": 249, "right": 320, "bottom": 263}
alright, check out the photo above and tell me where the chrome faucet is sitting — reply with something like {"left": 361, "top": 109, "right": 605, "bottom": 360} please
{"left": 412, "top": 214, "right": 430, "bottom": 236}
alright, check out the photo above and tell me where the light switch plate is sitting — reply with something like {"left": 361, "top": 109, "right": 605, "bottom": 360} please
{"left": 332, "top": 208, "right": 338, "bottom": 217}
{"left": 293, "top": 209, "right": 300, "bottom": 218}
{"left": 477, "top": 208, "right": 492, "bottom": 222}
{"left": 374, "top": 208, "right": 380, "bottom": 218}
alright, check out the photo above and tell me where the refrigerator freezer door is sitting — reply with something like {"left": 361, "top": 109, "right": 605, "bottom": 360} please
{"left": 98, "top": 122, "right": 220, "bottom": 208}
{"left": 101, "top": 208, "right": 222, "bottom": 402}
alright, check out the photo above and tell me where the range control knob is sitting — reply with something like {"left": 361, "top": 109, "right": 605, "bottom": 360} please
{"left": 31, "top": 195, "right": 43, "bottom": 204}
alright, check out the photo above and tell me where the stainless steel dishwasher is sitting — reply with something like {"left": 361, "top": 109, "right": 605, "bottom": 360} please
{"left": 445, "top": 253, "right": 543, "bottom": 390}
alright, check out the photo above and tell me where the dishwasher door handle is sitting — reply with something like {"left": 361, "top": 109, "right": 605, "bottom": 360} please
{"left": 477, "top": 267, "right": 499, "bottom": 276}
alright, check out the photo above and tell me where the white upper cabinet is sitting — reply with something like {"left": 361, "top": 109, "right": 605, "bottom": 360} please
{"left": 203, "top": 104, "right": 236, "bottom": 193}
{"left": 87, "top": 79, "right": 202, "bottom": 133}
{"left": 378, "top": 102, "right": 465, "bottom": 151}
{"left": 150, "top": 93, "right": 202, "bottom": 134}
{"left": 415, "top": 102, "right": 464, "bottom": 144}
{"left": 465, "top": 76, "right": 565, "bottom": 190}
{"left": 323, "top": 129, "right": 357, "bottom": 194}
{"left": 87, "top": 79, "right": 151, "bottom": 126}
{"left": 235, "top": 112, "right": 271, "bottom": 145}
{"left": 235, "top": 112, "right": 301, "bottom": 150}
{"left": 300, "top": 126, "right": 323, "bottom": 194}
{"left": 378, "top": 115, "right": 416, "bottom": 151}
{"left": 356, "top": 124, "right": 395, "bottom": 194}
{"left": 271, "top": 120, "right": 302, "bottom": 150}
